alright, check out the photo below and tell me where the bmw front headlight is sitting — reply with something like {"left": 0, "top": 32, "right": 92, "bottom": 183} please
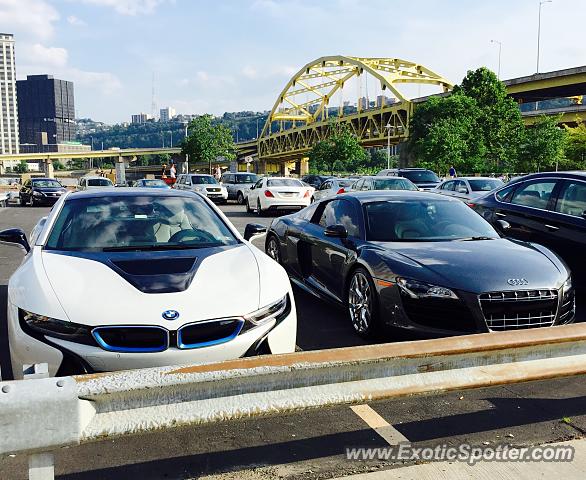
{"left": 397, "top": 277, "right": 458, "bottom": 300}
{"left": 242, "top": 294, "right": 290, "bottom": 331}
{"left": 19, "top": 309, "right": 95, "bottom": 345}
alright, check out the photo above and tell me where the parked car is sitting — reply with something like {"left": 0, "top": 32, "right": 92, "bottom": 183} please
{"left": 19, "top": 178, "right": 67, "bottom": 206}
{"left": 220, "top": 172, "right": 260, "bottom": 204}
{"left": 433, "top": 177, "right": 504, "bottom": 203}
{"left": 377, "top": 168, "right": 441, "bottom": 190}
{"left": 473, "top": 171, "right": 586, "bottom": 291}
{"left": 133, "top": 179, "right": 170, "bottom": 189}
{"left": 302, "top": 175, "right": 333, "bottom": 189}
{"left": 77, "top": 176, "right": 114, "bottom": 191}
{"left": 174, "top": 174, "right": 228, "bottom": 203}
{"left": 264, "top": 190, "right": 574, "bottom": 339}
{"left": 311, "top": 178, "right": 356, "bottom": 202}
{"left": 246, "top": 177, "right": 312, "bottom": 215}
{"left": 350, "top": 176, "right": 418, "bottom": 192}
{"left": 0, "top": 189, "right": 296, "bottom": 379}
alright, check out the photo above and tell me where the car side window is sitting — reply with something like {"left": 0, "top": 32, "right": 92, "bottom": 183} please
{"left": 254, "top": 178, "right": 264, "bottom": 189}
{"left": 354, "top": 179, "right": 363, "bottom": 190}
{"left": 442, "top": 181, "right": 454, "bottom": 191}
{"left": 318, "top": 201, "right": 337, "bottom": 228}
{"left": 555, "top": 181, "right": 586, "bottom": 217}
{"left": 362, "top": 179, "right": 371, "bottom": 190}
{"left": 320, "top": 181, "right": 331, "bottom": 191}
{"left": 510, "top": 181, "right": 557, "bottom": 210}
{"left": 333, "top": 200, "right": 361, "bottom": 237}
{"left": 496, "top": 184, "right": 514, "bottom": 202}
{"left": 455, "top": 180, "right": 468, "bottom": 193}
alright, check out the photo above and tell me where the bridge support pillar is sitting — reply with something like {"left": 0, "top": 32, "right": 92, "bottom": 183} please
{"left": 42, "top": 159, "right": 54, "bottom": 179}
{"left": 297, "top": 158, "right": 309, "bottom": 177}
{"left": 115, "top": 155, "right": 126, "bottom": 185}
{"left": 256, "top": 159, "right": 267, "bottom": 175}
{"left": 0, "top": 160, "right": 4, "bottom": 175}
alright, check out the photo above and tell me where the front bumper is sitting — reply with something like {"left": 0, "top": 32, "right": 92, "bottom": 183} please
{"left": 8, "top": 298, "right": 296, "bottom": 378}
{"left": 375, "top": 281, "right": 576, "bottom": 338}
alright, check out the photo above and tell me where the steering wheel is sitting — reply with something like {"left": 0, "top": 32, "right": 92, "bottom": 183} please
{"left": 169, "top": 229, "right": 216, "bottom": 244}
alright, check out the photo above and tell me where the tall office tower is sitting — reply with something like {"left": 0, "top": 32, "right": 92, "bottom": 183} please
{"left": 17, "top": 74, "right": 75, "bottom": 151}
{"left": 0, "top": 33, "right": 19, "bottom": 154}
{"left": 159, "top": 107, "right": 176, "bottom": 122}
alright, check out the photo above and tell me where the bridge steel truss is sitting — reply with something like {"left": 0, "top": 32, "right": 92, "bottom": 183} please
{"left": 257, "top": 56, "right": 453, "bottom": 162}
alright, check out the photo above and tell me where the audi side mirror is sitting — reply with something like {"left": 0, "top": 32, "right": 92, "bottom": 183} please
{"left": 496, "top": 219, "right": 511, "bottom": 231}
{"left": 244, "top": 223, "right": 267, "bottom": 241}
{"left": 0, "top": 228, "right": 31, "bottom": 253}
{"left": 324, "top": 224, "right": 348, "bottom": 238}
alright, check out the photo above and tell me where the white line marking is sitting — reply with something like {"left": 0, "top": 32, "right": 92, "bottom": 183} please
{"left": 350, "top": 404, "right": 408, "bottom": 445}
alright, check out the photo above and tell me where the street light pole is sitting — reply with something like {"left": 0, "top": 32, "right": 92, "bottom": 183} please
{"left": 184, "top": 123, "right": 189, "bottom": 173}
{"left": 537, "top": 0, "right": 552, "bottom": 74}
{"left": 490, "top": 39, "right": 502, "bottom": 79}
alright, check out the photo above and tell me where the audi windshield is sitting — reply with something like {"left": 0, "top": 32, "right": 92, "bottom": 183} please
{"left": 365, "top": 199, "right": 499, "bottom": 242}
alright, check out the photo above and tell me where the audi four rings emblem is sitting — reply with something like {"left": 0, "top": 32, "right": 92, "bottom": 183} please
{"left": 507, "top": 278, "right": 529, "bottom": 286}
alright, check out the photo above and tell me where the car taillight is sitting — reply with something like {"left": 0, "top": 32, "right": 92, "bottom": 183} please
{"left": 264, "top": 190, "right": 274, "bottom": 198}
{"left": 303, "top": 190, "right": 310, "bottom": 198}
{"left": 337, "top": 188, "right": 345, "bottom": 194}
{"left": 466, "top": 202, "right": 475, "bottom": 208}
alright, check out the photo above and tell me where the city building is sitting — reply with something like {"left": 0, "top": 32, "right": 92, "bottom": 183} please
{"left": 131, "top": 113, "right": 152, "bottom": 124}
{"left": 17, "top": 74, "right": 75, "bottom": 151}
{"left": 159, "top": 107, "right": 176, "bottom": 122}
{"left": 0, "top": 33, "right": 19, "bottom": 154}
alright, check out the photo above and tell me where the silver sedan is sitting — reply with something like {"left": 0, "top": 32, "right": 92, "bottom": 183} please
{"left": 433, "top": 177, "right": 504, "bottom": 204}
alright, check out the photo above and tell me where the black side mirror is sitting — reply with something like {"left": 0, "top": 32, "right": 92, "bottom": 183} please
{"left": 0, "top": 228, "right": 30, "bottom": 252}
{"left": 496, "top": 219, "right": 511, "bottom": 231}
{"left": 324, "top": 224, "right": 348, "bottom": 238}
{"left": 244, "top": 223, "right": 267, "bottom": 241}
{"left": 582, "top": 211, "right": 586, "bottom": 219}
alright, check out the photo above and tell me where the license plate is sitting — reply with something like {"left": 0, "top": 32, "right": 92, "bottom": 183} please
{"left": 281, "top": 192, "right": 296, "bottom": 197}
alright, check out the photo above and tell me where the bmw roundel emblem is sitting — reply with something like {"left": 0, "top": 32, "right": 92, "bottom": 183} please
{"left": 162, "top": 310, "right": 180, "bottom": 321}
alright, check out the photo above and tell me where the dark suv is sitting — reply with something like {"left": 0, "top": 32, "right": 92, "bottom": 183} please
{"left": 19, "top": 178, "right": 67, "bottom": 206}
{"left": 376, "top": 168, "right": 441, "bottom": 190}
{"left": 473, "top": 171, "right": 586, "bottom": 290}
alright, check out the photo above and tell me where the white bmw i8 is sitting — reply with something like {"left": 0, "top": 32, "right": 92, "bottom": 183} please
{"left": 0, "top": 188, "right": 296, "bottom": 379}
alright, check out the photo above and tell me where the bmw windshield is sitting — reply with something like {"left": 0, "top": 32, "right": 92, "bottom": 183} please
{"left": 45, "top": 195, "right": 238, "bottom": 251}
{"left": 365, "top": 199, "right": 499, "bottom": 241}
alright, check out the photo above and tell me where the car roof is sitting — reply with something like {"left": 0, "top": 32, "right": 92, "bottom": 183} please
{"left": 266, "top": 176, "right": 302, "bottom": 181}
{"left": 31, "top": 177, "right": 56, "bottom": 181}
{"left": 360, "top": 175, "right": 411, "bottom": 180}
{"left": 442, "top": 176, "right": 501, "bottom": 181}
{"left": 65, "top": 187, "right": 198, "bottom": 200}
{"left": 341, "top": 190, "right": 455, "bottom": 204}
{"left": 82, "top": 175, "right": 112, "bottom": 180}
{"left": 508, "top": 171, "right": 586, "bottom": 183}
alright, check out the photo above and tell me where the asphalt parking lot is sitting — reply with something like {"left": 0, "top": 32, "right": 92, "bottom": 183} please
{"left": 1, "top": 201, "right": 586, "bottom": 479}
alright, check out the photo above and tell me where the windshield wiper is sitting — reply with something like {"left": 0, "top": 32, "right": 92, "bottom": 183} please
{"left": 458, "top": 236, "right": 497, "bottom": 241}
{"left": 102, "top": 244, "right": 206, "bottom": 252}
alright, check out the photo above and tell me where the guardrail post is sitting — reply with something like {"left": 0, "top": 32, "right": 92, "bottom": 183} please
{"left": 24, "top": 364, "right": 54, "bottom": 480}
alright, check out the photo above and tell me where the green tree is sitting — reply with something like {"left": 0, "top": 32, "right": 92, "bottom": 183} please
{"left": 13, "top": 160, "right": 29, "bottom": 173}
{"left": 53, "top": 160, "right": 65, "bottom": 171}
{"left": 308, "top": 122, "right": 367, "bottom": 174}
{"left": 181, "top": 114, "right": 235, "bottom": 170}
{"left": 519, "top": 115, "right": 567, "bottom": 172}
{"left": 408, "top": 94, "right": 485, "bottom": 175}
{"left": 564, "top": 122, "right": 586, "bottom": 169}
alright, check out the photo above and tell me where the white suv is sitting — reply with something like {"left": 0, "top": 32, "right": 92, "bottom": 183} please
{"left": 174, "top": 174, "right": 228, "bottom": 203}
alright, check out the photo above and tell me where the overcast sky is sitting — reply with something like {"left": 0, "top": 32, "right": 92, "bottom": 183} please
{"left": 2, "top": 0, "right": 585, "bottom": 124}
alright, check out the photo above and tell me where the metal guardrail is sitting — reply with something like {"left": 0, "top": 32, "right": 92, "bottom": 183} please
{"left": 2, "top": 323, "right": 586, "bottom": 477}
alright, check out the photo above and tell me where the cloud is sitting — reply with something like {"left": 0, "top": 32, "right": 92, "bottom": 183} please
{"left": 67, "top": 15, "right": 86, "bottom": 26}
{"left": 73, "top": 0, "right": 172, "bottom": 16}
{"left": 0, "top": 0, "right": 59, "bottom": 40}
{"left": 242, "top": 65, "right": 258, "bottom": 79}
{"left": 20, "top": 43, "right": 69, "bottom": 67}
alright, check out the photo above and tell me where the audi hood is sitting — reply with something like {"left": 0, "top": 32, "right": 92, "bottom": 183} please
{"left": 376, "top": 238, "right": 569, "bottom": 293}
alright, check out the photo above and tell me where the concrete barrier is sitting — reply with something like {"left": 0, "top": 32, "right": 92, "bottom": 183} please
{"left": 2, "top": 323, "right": 586, "bottom": 468}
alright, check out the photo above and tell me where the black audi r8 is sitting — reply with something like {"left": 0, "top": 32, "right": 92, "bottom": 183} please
{"left": 264, "top": 191, "right": 575, "bottom": 338}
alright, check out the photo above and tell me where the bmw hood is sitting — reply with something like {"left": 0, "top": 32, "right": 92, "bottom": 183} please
{"left": 381, "top": 238, "right": 567, "bottom": 293}
{"left": 40, "top": 244, "right": 261, "bottom": 326}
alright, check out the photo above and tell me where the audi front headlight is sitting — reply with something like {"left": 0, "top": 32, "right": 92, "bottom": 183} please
{"left": 562, "top": 277, "right": 573, "bottom": 297}
{"left": 242, "top": 294, "right": 290, "bottom": 331}
{"left": 19, "top": 309, "right": 95, "bottom": 345}
{"left": 397, "top": 277, "right": 458, "bottom": 300}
